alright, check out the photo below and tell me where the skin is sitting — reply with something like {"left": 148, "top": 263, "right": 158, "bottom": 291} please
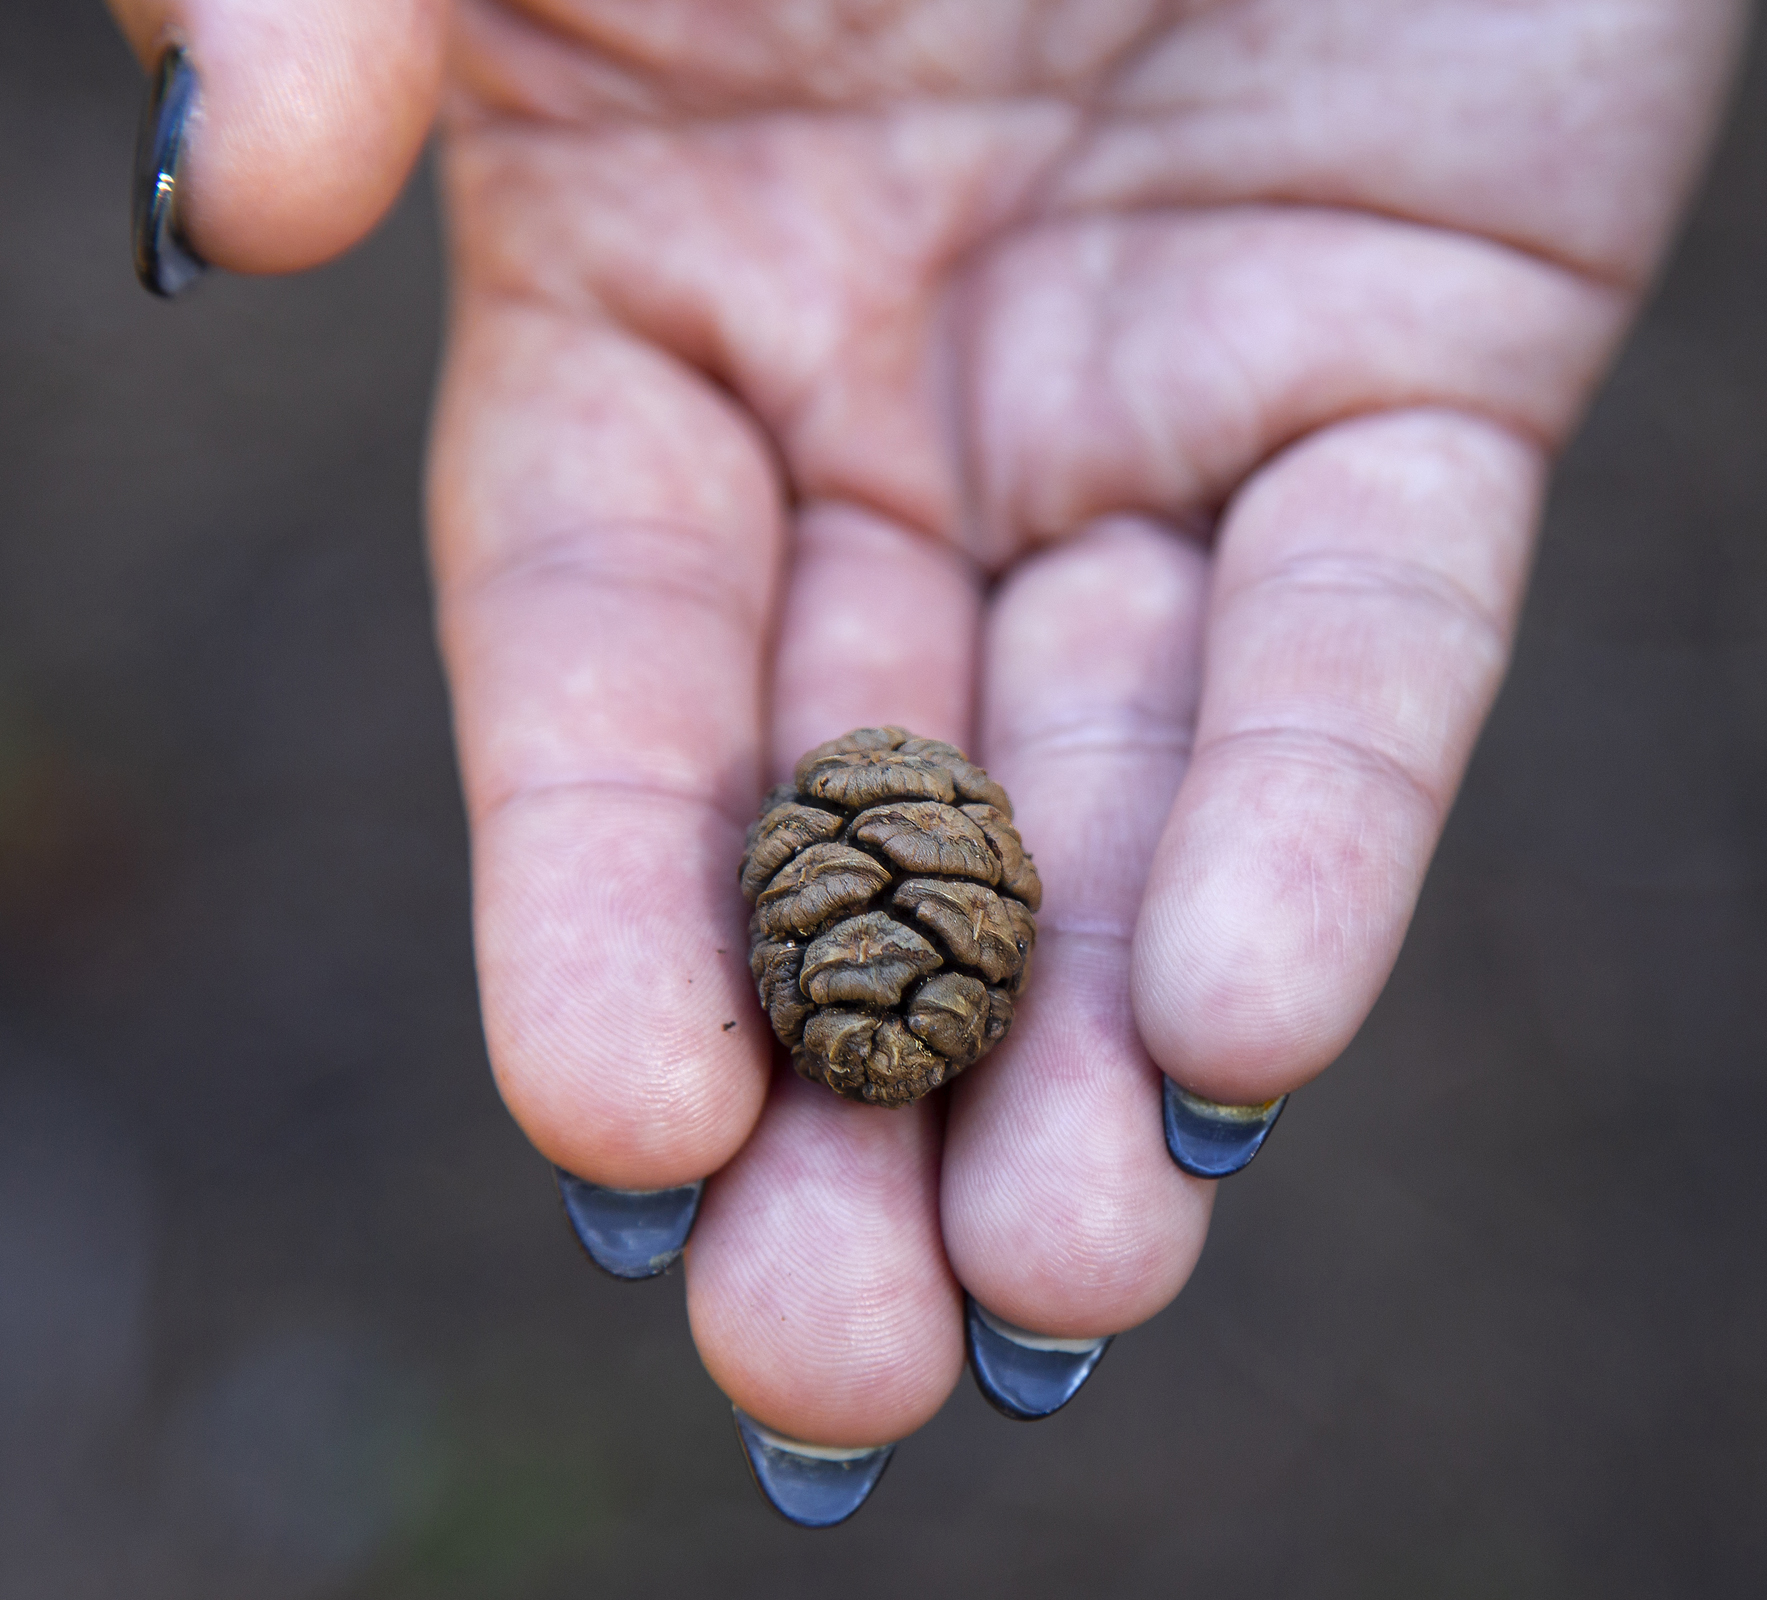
{"left": 109, "top": 0, "right": 1748, "bottom": 1448}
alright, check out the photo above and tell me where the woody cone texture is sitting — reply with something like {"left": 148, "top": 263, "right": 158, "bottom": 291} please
{"left": 741, "top": 728, "right": 1041, "bottom": 1107}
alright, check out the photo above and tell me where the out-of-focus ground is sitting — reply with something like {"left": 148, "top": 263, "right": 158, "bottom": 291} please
{"left": 3, "top": 9, "right": 1764, "bottom": 1598}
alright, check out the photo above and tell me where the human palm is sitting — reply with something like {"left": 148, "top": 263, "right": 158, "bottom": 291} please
{"left": 111, "top": 0, "right": 1743, "bottom": 1447}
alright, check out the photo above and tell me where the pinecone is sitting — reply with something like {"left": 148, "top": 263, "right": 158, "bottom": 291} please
{"left": 740, "top": 727, "right": 1041, "bottom": 1107}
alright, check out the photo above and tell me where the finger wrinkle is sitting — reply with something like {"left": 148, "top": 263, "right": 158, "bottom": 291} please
{"left": 1219, "top": 393, "right": 1558, "bottom": 500}
{"left": 1212, "top": 543, "right": 1514, "bottom": 646}
{"left": 1052, "top": 190, "right": 1641, "bottom": 308}
{"left": 995, "top": 716, "right": 1194, "bottom": 765}
{"left": 1196, "top": 722, "right": 1446, "bottom": 822}
{"left": 438, "top": 518, "right": 771, "bottom": 632}
{"left": 798, "top": 495, "right": 983, "bottom": 581}
{"left": 473, "top": 773, "right": 751, "bottom": 836}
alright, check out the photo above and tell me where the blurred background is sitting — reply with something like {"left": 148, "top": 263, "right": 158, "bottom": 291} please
{"left": 3, "top": 7, "right": 1764, "bottom": 1598}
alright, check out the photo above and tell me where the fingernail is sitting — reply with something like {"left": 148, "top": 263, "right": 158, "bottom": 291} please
{"left": 965, "top": 1296, "right": 1111, "bottom": 1421}
{"left": 1162, "top": 1079, "right": 1287, "bottom": 1178}
{"left": 132, "top": 45, "right": 206, "bottom": 297}
{"left": 732, "top": 1408, "right": 894, "bottom": 1528}
{"left": 555, "top": 1170, "right": 703, "bottom": 1279}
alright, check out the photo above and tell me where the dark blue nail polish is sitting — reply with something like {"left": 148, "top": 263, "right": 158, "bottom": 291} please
{"left": 555, "top": 1170, "right": 703, "bottom": 1279}
{"left": 732, "top": 1408, "right": 894, "bottom": 1528}
{"left": 132, "top": 45, "right": 206, "bottom": 297}
{"left": 965, "top": 1297, "right": 1111, "bottom": 1421}
{"left": 1162, "top": 1079, "right": 1287, "bottom": 1178}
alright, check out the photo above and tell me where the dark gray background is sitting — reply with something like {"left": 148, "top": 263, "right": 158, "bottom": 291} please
{"left": 3, "top": 7, "right": 1764, "bottom": 1597}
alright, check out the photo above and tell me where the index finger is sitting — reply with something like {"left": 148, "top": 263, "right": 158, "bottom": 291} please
{"left": 429, "top": 286, "right": 784, "bottom": 1188}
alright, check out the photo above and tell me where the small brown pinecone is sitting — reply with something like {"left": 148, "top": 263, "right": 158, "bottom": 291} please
{"left": 740, "top": 727, "right": 1041, "bottom": 1108}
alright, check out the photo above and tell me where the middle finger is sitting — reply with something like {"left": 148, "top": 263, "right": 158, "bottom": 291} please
{"left": 684, "top": 500, "right": 981, "bottom": 1444}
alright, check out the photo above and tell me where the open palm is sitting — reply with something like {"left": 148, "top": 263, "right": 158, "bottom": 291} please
{"left": 112, "top": 0, "right": 1743, "bottom": 1452}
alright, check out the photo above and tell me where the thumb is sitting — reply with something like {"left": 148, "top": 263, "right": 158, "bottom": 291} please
{"left": 108, "top": 0, "right": 445, "bottom": 275}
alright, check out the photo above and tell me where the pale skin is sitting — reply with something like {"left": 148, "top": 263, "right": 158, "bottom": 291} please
{"left": 109, "top": 0, "right": 1748, "bottom": 1448}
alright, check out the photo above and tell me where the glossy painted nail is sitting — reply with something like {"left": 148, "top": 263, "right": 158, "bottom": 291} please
{"left": 732, "top": 1409, "right": 894, "bottom": 1528}
{"left": 555, "top": 1170, "right": 703, "bottom": 1279}
{"left": 1162, "top": 1079, "right": 1288, "bottom": 1178}
{"left": 965, "top": 1296, "right": 1111, "bottom": 1421}
{"left": 132, "top": 45, "right": 206, "bottom": 297}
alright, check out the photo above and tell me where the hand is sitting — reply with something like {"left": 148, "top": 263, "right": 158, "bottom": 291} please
{"left": 109, "top": 0, "right": 1746, "bottom": 1451}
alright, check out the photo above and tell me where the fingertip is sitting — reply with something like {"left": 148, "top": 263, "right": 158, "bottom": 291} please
{"left": 1130, "top": 745, "right": 1433, "bottom": 1104}
{"left": 944, "top": 937, "right": 1216, "bottom": 1336}
{"left": 495, "top": 1032, "right": 768, "bottom": 1194}
{"left": 686, "top": 1077, "right": 965, "bottom": 1447}
{"left": 116, "top": 1, "right": 445, "bottom": 274}
{"left": 476, "top": 788, "right": 772, "bottom": 1190}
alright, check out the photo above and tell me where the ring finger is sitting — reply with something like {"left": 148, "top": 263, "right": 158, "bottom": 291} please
{"left": 942, "top": 514, "right": 1216, "bottom": 1337}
